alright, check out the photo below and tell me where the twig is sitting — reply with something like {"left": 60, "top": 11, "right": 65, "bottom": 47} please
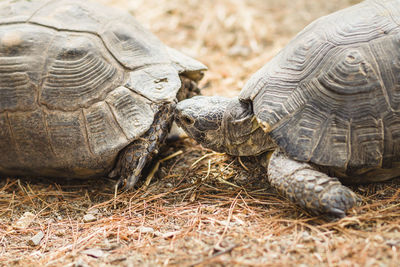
{"left": 190, "top": 152, "right": 224, "bottom": 168}
{"left": 143, "top": 150, "right": 184, "bottom": 189}
{"left": 238, "top": 157, "right": 249, "bottom": 172}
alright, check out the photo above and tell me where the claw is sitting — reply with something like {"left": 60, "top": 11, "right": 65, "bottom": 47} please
{"left": 125, "top": 173, "right": 140, "bottom": 189}
{"left": 318, "top": 186, "right": 359, "bottom": 218}
{"left": 114, "top": 155, "right": 148, "bottom": 190}
{"left": 115, "top": 176, "right": 126, "bottom": 189}
{"left": 325, "top": 207, "right": 346, "bottom": 219}
{"left": 108, "top": 168, "right": 118, "bottom": 178}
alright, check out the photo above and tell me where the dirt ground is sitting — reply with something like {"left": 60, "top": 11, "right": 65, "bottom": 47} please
{"left": 1, "top": 0, "right": 400, "bottom": 266}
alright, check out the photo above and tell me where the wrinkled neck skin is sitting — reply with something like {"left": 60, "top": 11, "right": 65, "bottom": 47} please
{"left": 221, "top": 99, "right": 276, "bottom": 156}
{"left": 175, "top": 96, "right": 275, "bottom": 156}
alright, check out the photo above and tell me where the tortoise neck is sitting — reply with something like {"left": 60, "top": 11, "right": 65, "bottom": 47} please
{"left": 221, "top": 99, "right": 275, "bottom": 156}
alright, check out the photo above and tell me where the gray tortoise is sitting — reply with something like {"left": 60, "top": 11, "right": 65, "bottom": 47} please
{"left": 175, "top": 0, "right": 400, "bottom": 217}
{"left": 0, "top": 0, "right": 206, "bottom": 188}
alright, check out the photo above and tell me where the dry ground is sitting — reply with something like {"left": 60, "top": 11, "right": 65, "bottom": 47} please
{"left": 1, "top": 0, "right": 400, "bottom": 266}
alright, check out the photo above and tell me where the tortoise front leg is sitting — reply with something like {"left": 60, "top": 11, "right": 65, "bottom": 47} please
{"left": 110, "top": 139, "right": 152, "bottom": 189}
{"left": 109, "top": 104, "right": 174, "bottom": 189}
{"left": 267, "top": 149, "right": 360, "bottom": 218}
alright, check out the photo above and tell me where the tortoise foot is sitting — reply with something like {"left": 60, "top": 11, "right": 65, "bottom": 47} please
{"left": 318, "top": 184, "right": 360, "bottom": 218}
{"left": 267, "top": 149, "right": 360, "bottom": 218}
{"left": 110, "top": 142, "right": 150, "bottom": 190}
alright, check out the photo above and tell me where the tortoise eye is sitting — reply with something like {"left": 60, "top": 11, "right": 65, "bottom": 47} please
{"left": 181, "top": 115, "right": 194, "bottom": 125}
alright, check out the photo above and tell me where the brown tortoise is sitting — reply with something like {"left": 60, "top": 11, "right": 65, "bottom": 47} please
{"left": 0, "top": 0, "right": 206, "bottom": 188}
{"left": 175, "top": 0, "right": 400, "bottom": 217}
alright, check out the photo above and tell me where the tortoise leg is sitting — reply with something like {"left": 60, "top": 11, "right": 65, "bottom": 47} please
{"left": 110, "top": 77, "right": 200, "bottom": 189}
{"left": 267, "top": 149, "right": 360, "bottom": 218}
{"left": 111, "top": 140, "right": 151, "bottom": 189}
{"left": 109, "top": 104, "right": 174, "bottom": 189}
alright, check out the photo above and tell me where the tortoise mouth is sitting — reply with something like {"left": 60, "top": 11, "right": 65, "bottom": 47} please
{"left": 174, "top": 100, "right": 195, "bottom": 127}
{"left": 174, "top": 109, "right": 192, "bottom": 138}
{"left": 175, "top": 113, "right": 195, "bottom": 128}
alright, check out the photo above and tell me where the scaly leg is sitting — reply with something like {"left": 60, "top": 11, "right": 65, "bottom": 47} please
{"left": 109, "top": 104, "right": 174, "bottom": 189}
{"left": 110, "top": 76, "right": 200, "bottom": 189}
{"left": 267, "top": 149, "right": 360, "bottom": 218}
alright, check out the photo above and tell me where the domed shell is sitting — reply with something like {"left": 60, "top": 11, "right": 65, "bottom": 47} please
{"left": 240, "top": 0, "right": 400, "bottom": 171}
{"left": 0, "top": 0, "right": 206, "bottom": 178}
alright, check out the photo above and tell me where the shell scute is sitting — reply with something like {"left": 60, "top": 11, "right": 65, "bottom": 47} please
{"left": 243, "top": 0, "right": 400, "bottom": 169}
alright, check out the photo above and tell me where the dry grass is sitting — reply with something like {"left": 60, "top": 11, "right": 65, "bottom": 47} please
{"left": 1, "top": 0, "right": 400, "bottom": 266}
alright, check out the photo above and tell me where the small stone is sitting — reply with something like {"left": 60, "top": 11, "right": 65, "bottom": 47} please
{"left": 161, "top": 231, "right": 181, "bottom": 239}
{"left": 28, "top": 231, "right": 44, "bottom": 246}
{"left": 13, "top": 212, "right": 35, "bottom": 229}
{"left": 81, "top": 248, "right": 105, "bottom": 258}
{"left": 87, "top": 208, "right": 99, "bottom": 215}
{"left": 83, "top": 214, "right": 97, "bottom": 223}
{"left": 153, "top": 230, "right": 180, "bottom": 238}
{"left": 138, "top": 226, "right": 154, "bottom": 234}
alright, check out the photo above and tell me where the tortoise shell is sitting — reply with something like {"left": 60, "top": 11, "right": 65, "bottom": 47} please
{"left": 240, "top": 0, "right": 400, "bottom": 171}
{"left": 0, "top": 0, "right": 205, "bottom": 178}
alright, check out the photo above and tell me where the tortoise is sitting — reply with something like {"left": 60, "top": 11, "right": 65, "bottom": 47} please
{"left": 0, "top": 0, "right": 206, "bottom": 188}
{"left": 175, "top": 0, "right": 400, "bottom": 218}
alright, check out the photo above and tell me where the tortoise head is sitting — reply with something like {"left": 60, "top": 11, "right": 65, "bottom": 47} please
{"left": 175, "top": 96, "right": 274, "bottom": 156}
{"left": 175, "top": 96, "right": 229, "bottom": 153}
